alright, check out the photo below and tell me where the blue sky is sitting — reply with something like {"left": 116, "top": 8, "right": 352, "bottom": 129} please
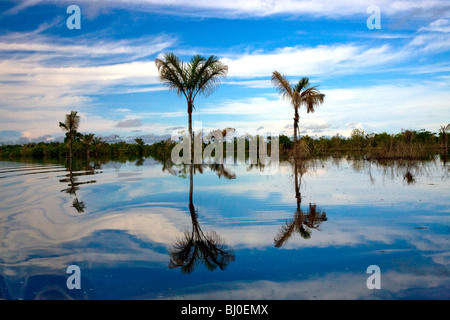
{"left": 0, "top": 0, "right": 449, "bottom": 144}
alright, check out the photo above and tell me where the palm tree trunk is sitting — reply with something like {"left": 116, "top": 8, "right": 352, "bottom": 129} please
{"left": 293, "top": 108, "right": 299, "bottom": 157}
{"left": 188, "top": 101, "right": 194, "bottom": 164}
{"left": 69, "top": 133, "right": 73, "bottom": 160}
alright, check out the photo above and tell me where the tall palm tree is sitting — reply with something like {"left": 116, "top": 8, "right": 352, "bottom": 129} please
{"left": 59, "top": 111, "right": 80, "bottom": 160}
{"left": 271, "top": 71, "right": 325, "bottom": 153}
{"left": 155, "top": 53, "right": 228, "bottom": 162}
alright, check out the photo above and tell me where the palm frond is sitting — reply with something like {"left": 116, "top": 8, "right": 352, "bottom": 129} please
{"left": 155, "top": 53, "right": 188, "bottom": 99}
{"left": 271, "top": 71, "right": 293, "bottom": 102}
{"left": 294, "top": 77, "right": 310, "bottom": 93}
{"left": 193, "top": 56, "right": 228, "bottom": 99}
{"left": 274, "top": 220, "right": 295, "bottom": 248}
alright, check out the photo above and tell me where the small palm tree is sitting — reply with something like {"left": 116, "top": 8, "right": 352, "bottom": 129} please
{"left": 92, "top": 136, "right": 104, "bottom": 157}
{"left": 59, "top": 111, "right": 80, "bottom": 159}
{"left": 81, "top": 133, "right": 94, "bottom": 159}
{"left": 271, "top": 71, "right": 325, "bottom": 153}
{"left": 155, "top": 53, "right": 228, "bottom": 162}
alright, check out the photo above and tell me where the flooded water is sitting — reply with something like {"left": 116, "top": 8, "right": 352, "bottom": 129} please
{"left": 0, "top": 156, "right": 449, "bottom": 300}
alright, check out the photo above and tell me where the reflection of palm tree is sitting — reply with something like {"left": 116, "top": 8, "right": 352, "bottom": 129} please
{"left": 72, "top": 198, "right": 86, "bottom": 213}
{"left": 169, "top": 164, "right": 235, "bottom": 273}
{"left": 60, "top": 159, "right": 97, "bottom": 213}
{"left": 274, "top": 159, "right": 327, "bottom": 248}
{"left": 271, "top": 72, "right": 324, "bottom": 154}
{"left": 208, "top": 163, "right": 236, "bottom": 179}
{"left": 59, "top": 111, "right": 80, "bottom": 160}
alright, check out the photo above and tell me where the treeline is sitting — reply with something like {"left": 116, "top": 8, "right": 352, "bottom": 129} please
{"left": 293, "top": 128, "right": 448, "bottom": 159}
{"left": 148, "top": 128, "right": 449, "bottom": 162}
{"left": 0, "top": 137, "right": 151, "bottom": 160}
{"left": 1, "top": 128, "right": 448, "bottom": 161}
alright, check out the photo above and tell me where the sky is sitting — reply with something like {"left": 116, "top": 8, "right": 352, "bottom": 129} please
{"left": 0, "top": 0, "right": 449, "bottom": 144}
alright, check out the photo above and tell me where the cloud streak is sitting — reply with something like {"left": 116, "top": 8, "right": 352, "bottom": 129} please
{"left": 5, "top": 0, "right": 450, "bottom": 19}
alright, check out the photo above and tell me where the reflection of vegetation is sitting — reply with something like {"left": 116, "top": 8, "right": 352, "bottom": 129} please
{"left": 274, "top": 159, "right": 327, "bottom": 248}
{"left": 317, "top": 155, "right": 449, "bottom": 185}
{"left": 59, "top": 159, "right": 100, "bottom": 213}
{"left": 168, "top": 164, "right": 235, "bottom": 273}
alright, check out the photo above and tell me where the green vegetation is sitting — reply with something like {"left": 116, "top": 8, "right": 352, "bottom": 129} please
{"left": 0, "top": 110, "right": 159, "bottom": 161}
{"left": 0, "top": 139, "right": 154, "bottom": 160}
{"left": 283, "top": 128, "right": 449, "bottom": 159}
{"left": 2, "top": 128, "right": 448, "bottom": 162}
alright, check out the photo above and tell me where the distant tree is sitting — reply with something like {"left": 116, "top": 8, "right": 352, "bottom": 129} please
{"left": 59, "top": 111, "right": 80, "bottom": 160}
{"left": 92, "top": 136, "right": 105, "bottom": 157}
{"left": 81, "top": 133, "right": 95, "bottom": 159}
{"left": 134, "top": 137, "right": 145, "bottom": 157}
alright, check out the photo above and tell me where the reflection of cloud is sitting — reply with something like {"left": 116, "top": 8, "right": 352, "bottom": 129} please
{"left": 1, "top": 159, "right": 449, "bottom": 299}
{"left": 161, "top": 271, "right": 448, "bottom": 300}
{"left": 426, "top": 252, "right": 450, "bottom": 266}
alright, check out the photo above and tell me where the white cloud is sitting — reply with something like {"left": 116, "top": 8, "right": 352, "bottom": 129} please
{"left": 419, "top": 18, "right": 450, "bottom": 33}
{"left": 194, "top": 79, "right": 450, "bottom": 137}
{"left": 222, "top": 44, "right": 408, "bottom": 78}
{"left": 7, "top": 0, "right": 450, "bottom": 19}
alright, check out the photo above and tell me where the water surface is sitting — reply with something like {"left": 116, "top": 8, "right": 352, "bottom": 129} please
{"left": 0, "top": 156, "right": 449, "bottom": 299}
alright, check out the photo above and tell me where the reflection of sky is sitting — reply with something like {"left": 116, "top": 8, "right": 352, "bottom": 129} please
{"left": 0, "top": 158, "right": 449, "bottom": 299}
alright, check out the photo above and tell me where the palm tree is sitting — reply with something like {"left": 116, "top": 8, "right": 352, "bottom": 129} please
{"left": 81, "top": 133, "right": 94, "bottom": 159}
{"left": 59, "top": 111, "right": 80, "bottom": 160}
{"left": 92, "top": 136, "right": 104, "bottom": 157}
{"left": 271, "top": 71, "right": 324, "bottom": 154}
{"left": 155, "top": 53, "right": 228, "bottom": 163}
